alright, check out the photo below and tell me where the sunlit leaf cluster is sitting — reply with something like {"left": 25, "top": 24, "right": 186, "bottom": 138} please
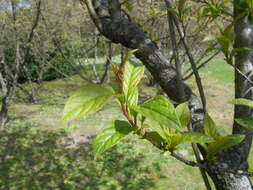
{"left": 62, "top": 51, "right": 245, "bottom": 161}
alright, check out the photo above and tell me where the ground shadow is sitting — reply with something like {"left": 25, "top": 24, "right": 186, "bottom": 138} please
{"left": 0, "top": 124, "right": 164, "bottom": 190}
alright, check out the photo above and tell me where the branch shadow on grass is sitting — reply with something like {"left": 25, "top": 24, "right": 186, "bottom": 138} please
{"left": 0, "top": 124, "right": 165, "bottom": 190}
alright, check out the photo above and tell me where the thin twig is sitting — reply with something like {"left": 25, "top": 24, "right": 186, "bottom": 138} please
{"left": 171, "top": 152, "right": 253, "bottom": 177}
{"left": 184, "top": 50, "right": 221, "bottom": 80}
{"left": 164, "top": 0, "right": 207, "bottom": 113}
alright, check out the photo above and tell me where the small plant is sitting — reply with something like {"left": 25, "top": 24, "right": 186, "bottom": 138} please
{"left": 62, "top": 50, "right": 245, "bottom": 161}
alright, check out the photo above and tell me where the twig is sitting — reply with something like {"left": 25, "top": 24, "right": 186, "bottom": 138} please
{"left": 167, "top": 6, "right": 185, "bottom": 101}
{"left": 184, "top": 50, "right": 221, "bottom": 80}
{"left": 164, "top": 0, "right": 207, "bottom": 113}
{"left": 171, "top": 152, "right": 206, "bottom": 168}
{"left": 170, "top": 152, "right": 253, "bottom": 177}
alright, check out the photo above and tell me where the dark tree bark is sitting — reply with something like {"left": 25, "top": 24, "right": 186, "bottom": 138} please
{"left": 0, "top": 59, "right": 13, "bottom": 127}
{"left": 205, "top": 2, "right": 253, "bottom": 189}
{"left": 0, "top": 53, "right": 17, "bottom": 128}
{"left": 83, "top": 0, "right": 253, "bottom": 189}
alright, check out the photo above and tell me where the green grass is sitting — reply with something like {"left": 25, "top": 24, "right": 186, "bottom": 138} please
{"left": 5, "top": 57, "right": 253, "bottom": 189}
{"left": 200, "top": 58, "right": 234, "bottom": 83}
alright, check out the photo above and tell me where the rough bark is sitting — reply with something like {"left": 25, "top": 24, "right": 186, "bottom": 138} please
{"left": 205, "top": 2, "right": 253, "bottom": 189}
{"left": 0, "top": 56, "right": 14, "bottom": 127}
{"left": 0, "top": 85, "right": 12, "bottom": 127}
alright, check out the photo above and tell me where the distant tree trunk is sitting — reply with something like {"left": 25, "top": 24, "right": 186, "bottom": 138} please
{"left": 92, "top": 28, "right": 101, "bottom": 82}
{"left": 0, "top": 55, "right": 14, "bottom": 127}
{"left": 100, "top": 41, "right": 112, "bottom": 84}
{"left": 0, "top": 84, "right": 12, "bottom": 127}
{"left": 23, "top": 65, "right": 37, "bottom": 103}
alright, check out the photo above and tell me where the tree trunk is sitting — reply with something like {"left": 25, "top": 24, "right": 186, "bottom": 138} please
{"left": 23, "top": 65, "right": 37, "bottom": 103}
{"left": 0, "top": 88, "right": 12, "bottom": 127}
{"left": 92, "top": 28, "right": 101, "bottom": 83}
{"left": 205, "top": 2, "right": 253, "bottom": 189}
{"left": 0, "top": 53, "right": 14, "bottom": 128}
{"left": 0, "top": 58, "right": 13, "bottom": 127}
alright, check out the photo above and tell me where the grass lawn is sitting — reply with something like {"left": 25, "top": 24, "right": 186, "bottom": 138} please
{"left": 4, "top": 57, "right": 253, "bottom": 189}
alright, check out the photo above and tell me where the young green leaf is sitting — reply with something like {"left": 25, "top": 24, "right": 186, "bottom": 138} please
{"left": 175, "top": 102, "right": 190, "bottom": 128}
{"left": 204, "top": 113, "right": 218, "bottom": 138}
{"left": 170, "top": 132, "right": 214, "bottom": 149}
{"left": 123, "top": 61, "right": 144, "bottom": 106}
{"left": 145, "top": 131, "right": 166, "bottom": 146}
{"left": 179, "top": 132, "right": 214, "bottom": 144}
{"left": 127, "top": 86, "right": 139, "bottom": 106}
{"left": 135, "top": 96, "right": 181, "bottom": 130}
{"left": 230, "top": 98, "right": 253, "bottom": 108}
{"left": 206, "top": 134, "right": 245, "bottom": 161}
{"left": 247, "top": 0, "right": 253, "bottom": 9}
{"left": 122, "top": 49, "right": 138, "bottom": 64}
{"left": 62, "top": 84, "right": 114, "bottom": 124}
{"left": 178, "top": 0, "right": 186, "bottom": 20}
{"left": 149, "top": 121, "right": 173, "bottom": 144}
{"left": 205, "top": 46, "right": 217, "bottom": 53}
{"left": 216, "top": 35, "right": 231, "bottom": 51}
{"left": 235, "top": 117, "right": 253, "bottom": 132}
{"left": 178, "top": 0, "right": 186, "bottom": 14}
{"left": 215, "top": 21, "right": 225, "bottom": 35}
{"left": 166, "top": 8, "right": 179, "bottom": 18}
{"left": 231, "top": 47, "right": 253, "bottom": 57}
{"left": 223, "top": 23, "right": 234, "bottom": 38}
{"left": 202, "top": 35, "right": 216, "bottom": 42}
{"left": 93, "top": 120, "right": 134, "bottom": 156}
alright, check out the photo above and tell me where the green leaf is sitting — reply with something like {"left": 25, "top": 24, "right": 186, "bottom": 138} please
{"left": 204, "top": 113, "right": 218, "bottom": 138}
{"left": 223, "top": 23, "right": 234, "bottom": 37}
{"left": 215, "top": 21, "right": 225, "bottom": 35}
{"left": 62, "top": 84, "right": 114, "bottom": 124}
{"left": 179, "top": 132, "right": 214, "bottom": 144}
{"left": 128, "top": 84, "right": 139, "bottom": 106}
{"left": 216, "top": 35, "right": 231, "bottom": 50}
{"left": 203, "top": 35, "right": 216, "bottom": 42}
{"left": 202, "top": 6, "right": 219, "bottom": 18}
{"left": 175, "top": 102, "right": 190, "bottom": 128}
{"left": 166, "top": 8, "right": 179, "bottom": 17}
{"left": 145, "top": 131, "right": 166, "bottom": 145}
{"left": 230, "top": 98, "right": 253, "bottom": 108}
{"left": 231, "top": 47, "right": 253, "bottom": 57}
{"left": 226, "top": 31, "right": 236, "bottom": 42}
{"left": 93, "top": 120, "right": 134, "bottom": 156}
{"left": 170, "top": 132, "right": 214, "bottom": 150}
{"left": 122, "top": 49, "right": 138, "bottom": 64}
{"left": 123, "top": 61, "right": 144, "bottom": 106}
{"left": 207, "top": 134, "right": 245, "bottom": 161}
{"left": 135, "top": 96, "right": 181, "bottom": 130}
{"left": 247, "top": 0, "right": 253, "bottom": 9}
{"left": 235, "top": 117, "right": 253, "bottom": 132}
{"left": 150, "top": 121, "right": 173, "bottom": 144}
{"left": 205, "top": 46, "right": 217, "bottom": 53}
{"left": 178, "top": 0, "right": 186, "bottom": 13}
{"left": 178, "top": 0, "right": 186, "bottom": 20}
